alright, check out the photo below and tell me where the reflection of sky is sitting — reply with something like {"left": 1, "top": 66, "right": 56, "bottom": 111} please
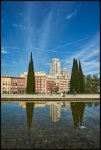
{"left": 84, "top": 104, "right": 100, "bottom": 121}
{"left": 1, "top": 101, "right": 100, "bottom": 149}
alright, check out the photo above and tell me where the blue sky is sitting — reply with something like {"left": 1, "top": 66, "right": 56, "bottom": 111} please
{"left": 1, "top": 1, "right": 100, "bottom": 76}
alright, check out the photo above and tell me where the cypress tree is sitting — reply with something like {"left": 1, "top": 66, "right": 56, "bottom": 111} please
{"left": 70, "top": 58, "right": 80, "bottom": 93}
{"left": 70, "top": 58, "right": 76, "bottom": 93}
{"left": 79, "top": 60, "right": 85, "bottom": 93}
{"left": 26, "top": 52, "right": 35, "bottom": 94}
{"left": 75, "top": 60, "right": 80, "bottom": 93}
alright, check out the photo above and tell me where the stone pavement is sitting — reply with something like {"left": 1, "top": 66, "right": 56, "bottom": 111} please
{"left": 1, "top": 94, "right": 100, "bottom": 101}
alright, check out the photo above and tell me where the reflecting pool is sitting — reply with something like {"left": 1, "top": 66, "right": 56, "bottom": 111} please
{"left": 1, "top": 100, "right": 100, "bottom": 149}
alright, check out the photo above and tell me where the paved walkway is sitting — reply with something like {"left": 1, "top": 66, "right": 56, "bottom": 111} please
{"left": 1, "top": 94, "right": 100, "bottom": 101}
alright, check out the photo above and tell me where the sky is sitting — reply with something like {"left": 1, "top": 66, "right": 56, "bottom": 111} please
{"left": 1, "top": 1, "right": 100, "bottom": 76}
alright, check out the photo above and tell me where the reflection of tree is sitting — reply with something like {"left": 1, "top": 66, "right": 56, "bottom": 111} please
{"left": 94, "top": 102, "right": 99, "bottom": 107}
{"left": 87, "top": 102, "right": 93, "bottom": 107}
{"left": 71, "top": 102, "right": 85, "bottom": 129}
{"left": 26, "top": 102, "right": 35, "bottom": 137}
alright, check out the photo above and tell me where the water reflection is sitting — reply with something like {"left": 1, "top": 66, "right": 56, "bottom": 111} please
{"left": 87, "top": 102, "right": 93, "bottom": 107}
{"left": 71, "top": 102, "right": 85, "bottom": 129}
{"left": 20, "top": 101, "right": 86, "bottom": 130}
{"left": 18, "top": 101, "right": 99, "bottom": 132}
{"left": 26, "top": 102, "right": 35, "bottom": 137}
{"left": 1, "top": 100, "right": 100, "bottom": 149}
{"left": 50, "top": 102, "right": 61, "bottom": 122}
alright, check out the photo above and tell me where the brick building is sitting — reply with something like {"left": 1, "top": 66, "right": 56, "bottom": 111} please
{"left": 35, "top": 72, "right": 47, "bottom": 93}
{"left": 11, "top": 77, "right": 26, "bottom": 94}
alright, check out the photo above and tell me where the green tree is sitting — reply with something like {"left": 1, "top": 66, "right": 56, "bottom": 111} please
{"left": 54, "top": 85, "right": 59, "bottom": 93}
{"left": 26, "top": 52, "right": 35, "bottom": 94}
{"left": 85, "top": 75, "right": 92, "bottom": 93}
{"left": 85, "top": 74, "right": 100, "bottom": 93}
{"left": 70, "top": 59, "right": 80, "bottom": 93}
{"left": 92, "top": 75, "right": 100, "bottom": 93}
{"left": 79, "top": 60, "right": 85, "bottom": 93}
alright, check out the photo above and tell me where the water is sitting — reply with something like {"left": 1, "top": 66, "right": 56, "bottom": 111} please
{"left": 1, "top": 100, "right": 100, "bottom": 149}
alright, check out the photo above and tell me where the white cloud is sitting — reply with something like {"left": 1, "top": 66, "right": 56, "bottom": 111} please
{"left": 62, "top": 31, "right": 100, "bottom": 74}
{"left": 1, "top": 49, "right": 8, "bottom": 54}
{"left": 39, "top": 10, "right": 53, "bottom": 49}
{"left": 28, "top": 36, "right": 89, "bottom": 54}
{"left": 82, "top": 61, "right": 100, "bottom": 72}
{"left": 52, "top": 36, "right": 89, "bottom": 50}
{"left": 66, "top": 3, "right": 81, "bottom": 20}
{"left": 12, "top": 23, "right": 34, "bottom": 32}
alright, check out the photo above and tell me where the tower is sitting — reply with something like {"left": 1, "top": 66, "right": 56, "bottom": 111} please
{"left": 50, "top": 58, "right": 61, "bottom": 76}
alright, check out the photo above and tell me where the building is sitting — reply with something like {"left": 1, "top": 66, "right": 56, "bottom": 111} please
{"left": 1, "top": 76, "right": 11, "bottom": 94}
{"left": 19, "top": 72, "right": 28, "bottom": 87}
{"left": 19, "top": 71, "right": 47, "bottom": 93}
{"left": 19, "top": 71, "right": 70, "bottom": 93}
{"left": 61, "top": 68, "right": 69, "bottom": 78}
{"left": 50, "top": 58, "right": 61, "bottom": 76}
{"left": 50, "top": 58, "right": 70, "bottom": 92}
{"left": 35, "top": 71, "right": 47, "bottom": 93}
{"left": 11, "top": 77, "right": 26, "bottom": 94}
{"left": 53, "top": 75, "right": 70, "bottom": 93}
{"left": 46, "top": 75, "right": 56, "bottom": 93}
{"left": 46, "top": 80, "right": 56, "bottom": 93}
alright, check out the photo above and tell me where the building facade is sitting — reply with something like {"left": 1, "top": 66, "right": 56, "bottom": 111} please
{"left": 54, "top": 75, "right": 70, "bottom": 93}
{"left": 35, "top": 72, "right": 47, "bottom": 93}
{"left": 19, "top": 72, "right": 28, "bottom": 88}
{"left": 61, "top": 68, "right": 69, "bottom": 78}
{"left": 50, "top": 58, "right": 61, "bottom": 76}
{"left": 46, "top": 79, "right": 56, "bottom": 93}
{"left": 1, "top": 76, "right": 11, "bottom": 94}
{"left": 11, "top": 77, "right": 26, "bottom": 94}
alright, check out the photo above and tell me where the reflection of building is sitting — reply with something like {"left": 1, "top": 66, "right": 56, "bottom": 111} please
{"left": 61, "top": 101, "right": 70, "bottom": 111}
{"left": 50, "top": 58, "right": 61, "bottom": 76}
{"left": 50, "top": 102, "right": 61, "bottom": 122}
{"left": 1, "top": 76, "right": 11, "bottom": 94}
{"left": 19, "top": 102, "right": 46, "bottom": 109}
{"left": 71, "top": 102, "right": 85, "bottom": 128}
{"left": 19, "top": 102, "right": 26, "bottom": 108}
